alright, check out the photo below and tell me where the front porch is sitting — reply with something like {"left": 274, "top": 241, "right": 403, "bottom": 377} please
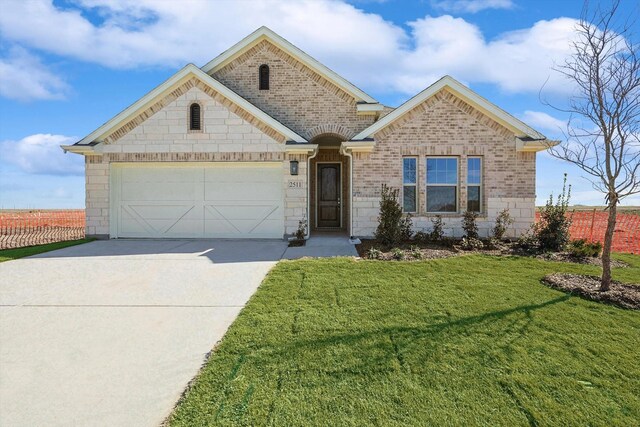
{"left": 309, "top": 134, "right": 351, "bottom": 234}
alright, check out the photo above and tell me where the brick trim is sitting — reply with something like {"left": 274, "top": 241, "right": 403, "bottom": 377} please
{"left": 103, "top": 77, "right": 288, "bottom": 145}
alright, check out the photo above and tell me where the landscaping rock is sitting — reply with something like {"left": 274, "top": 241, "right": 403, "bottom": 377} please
{"left": 542, "top": 273, "right": 640, "bottom": 310}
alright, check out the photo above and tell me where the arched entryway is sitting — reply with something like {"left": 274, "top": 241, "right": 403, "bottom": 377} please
{"left": 309, "top": 134, "right": 350, "bottom": 233}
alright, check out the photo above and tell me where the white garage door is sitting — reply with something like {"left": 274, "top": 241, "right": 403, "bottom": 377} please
{"left": 110, "top": 163, "right": 284, "bottom": 239}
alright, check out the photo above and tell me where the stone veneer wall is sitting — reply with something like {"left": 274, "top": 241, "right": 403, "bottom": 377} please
{"left": 84, "top": 86, "right": 307, "bottom": 237}
{"left": 211, "top": 40, "right": 376, "bottom": 140}
{"left": 351, "top": 89, "right": 536, "bottom": 238}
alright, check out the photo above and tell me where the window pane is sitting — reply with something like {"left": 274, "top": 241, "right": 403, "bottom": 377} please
{"left": 426, "top": 158, "right": 457, "bottom": 184}
{"left": 468, "top": 158, "right": 481, "bottom": 184}
{"left": 467, "top": 185, "right": 480, "bottom": 212}
{"left": 427, "top": 186, "right": 456, "bottom": 212}
{"left": 403, "top": 158, "right": 416, "bottom": 184}
{"left": 403, "top": 186, "right": 416, "bottom": 212}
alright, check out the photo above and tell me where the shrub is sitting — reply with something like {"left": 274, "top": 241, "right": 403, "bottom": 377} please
{"left": 413, "top": 231, "right": 430, "bottom": 243}
{"left": 410, "top": 245, "right": 423, "bottom": 259}
{"left": 462, "top": 211, "right": 479, "bottom": 239}
{"left": 295, "top": 217, "right": 307, "bottom": 240}
{"left": 460, "top": 237, "right": 484, "bottom": 251}
{"left": 429, "top": 215, "right": 445, "bottom": 242}
{"left": 366, "top": 247, "right": 383, "bottom": 260}
{"left": 400, "top": 214, "right": 414, "bottom": 241}
{"left": 567, "top": 239, "right": 602, "bottom": 258}
{"left": 375, "top": 184, "right": 404, "bottom": 245}
{"left": 391, "top": 247, "right": 405, "bottom": 260}
{"left": 515, "top": 228, "right": 540, "bottom": 254}
{"left": 535, "top": 174, "right": 572, "bottom": 252}
{"left": 492, "top": 209, "right": 514, "bottom": 240}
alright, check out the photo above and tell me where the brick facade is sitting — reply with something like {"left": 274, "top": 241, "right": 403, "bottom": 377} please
{"left": 211, "top": 40, "right": 375, "bottom": 140}
{"left": 81, "top": 33, "right": 540, "bottom": 241}
{"left": 351, "top": 89, "right": 536, "bottom": 238}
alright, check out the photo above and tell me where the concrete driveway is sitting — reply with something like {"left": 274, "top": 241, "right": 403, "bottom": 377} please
{"left": 0, "top": 239, "right": 288, "bottom": 427}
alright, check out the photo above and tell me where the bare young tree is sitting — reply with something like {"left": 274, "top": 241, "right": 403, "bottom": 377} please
{"left": 548, "top": 0, "right": 640, "bottom": 291}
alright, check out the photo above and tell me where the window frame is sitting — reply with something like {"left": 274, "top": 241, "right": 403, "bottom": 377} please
{"left": 259, "top": 64, "right": 270, "bottom": 90}
{"left": 402, "top": 156, "right": 418, "bottom": 213}
{"left": 425, "top": 156, "right": 459, "bottom": 214}
{"left": 188, "top": 102, "right": 202, "bottom": 132}
{"left": 466, "top": 156, "right": 482, "bottom": 213}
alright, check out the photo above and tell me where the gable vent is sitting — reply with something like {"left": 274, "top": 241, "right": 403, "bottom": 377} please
{"left": 189, "top": 103, "right": 201, "bottom": 130}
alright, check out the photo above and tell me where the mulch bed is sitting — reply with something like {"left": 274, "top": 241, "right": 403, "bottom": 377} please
{"left": 356, "top": 240, "right": 460, "bottom": 261}
{"left": 537, "top": 252, "right": 629, "bottom": 268}
{"left": 542, "top": 273, "right": 640, "bottom": 310}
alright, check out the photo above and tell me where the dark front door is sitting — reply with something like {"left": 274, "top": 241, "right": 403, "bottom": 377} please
{"left": 317, "top": 163, "right": 341, "bottom": 228}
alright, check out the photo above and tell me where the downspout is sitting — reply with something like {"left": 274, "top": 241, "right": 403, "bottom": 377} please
{"left": 340, "top": 146, "right": 354, "bottom": 239}
{"left": 304, "top": 148, "right": 319, "bottom": 240}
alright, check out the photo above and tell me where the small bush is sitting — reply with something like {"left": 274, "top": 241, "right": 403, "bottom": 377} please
{"left": 515, "top": 229, "right": 540, "bottom": 254}
{"left": 400, "top": 214, "right": 414, "bottom": 241}
{"left": 375, "top": 184, "right": 404, "bottom": 246}
{"left": 366, "top": 247, "right": 383, "bottom": 260}
{"left": 536, "top": 174, "right": 572, "bottom": 252}
{"left": 410, "top": 245, "right": 423, "bottom": 259}
{"left": 391, "top": 247, "right": 405, "bottom": 260}
{"left": 429, "top": 215, "right": 445, "bottom": 242}
{"left": 486, "top": 237, "right": 505, "bottom": 250}
{"left": 567, "top": 239, "right": 602, "bottom": 258}
{"left": 492, "top": 209, "right": 514, "bottom": 240}
{"left": 462, "top": 211, "right": 479, "bottom": 239}
{"left": 460, "top": 237, "right": 484, "bottom": 251}
{"left": 295, "top": 217, "right": 307, "bottom": 241}
{"left": 413, "top": 231, "right": 430, "bottom": 243}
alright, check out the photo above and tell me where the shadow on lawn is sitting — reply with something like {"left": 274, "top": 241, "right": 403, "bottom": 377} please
{"left": 266, "top": 294, "right": 571, "bottom": 376}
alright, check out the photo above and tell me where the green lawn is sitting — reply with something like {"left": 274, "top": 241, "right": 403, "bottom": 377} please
{"left": 170, "top": 254, "right": 640, "bottom": 426}
{"left": 0, "top": 239, "right": 93, "bottom": 262}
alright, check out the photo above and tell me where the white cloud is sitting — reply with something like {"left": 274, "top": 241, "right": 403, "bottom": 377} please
{"left": 401, "top": 16, "right": 579, "bottom": 95}
{"left": 431, "top": 0, "right": 513, "bottom": 14}
{"left": 0, "top": 0, "right": 581, "bottom": 97}
{"left": 0, "top": 134, "right": 83, "bottom": 175}
{"left": 520, "top": 111, "right": 566, "bottom": 135}
{"left": 0, "top": 47, "right": 69, "bottom": 101}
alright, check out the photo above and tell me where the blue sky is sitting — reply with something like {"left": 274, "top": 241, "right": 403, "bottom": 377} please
{"left": 1, "top": 0, "right": 638, "bottom": 208}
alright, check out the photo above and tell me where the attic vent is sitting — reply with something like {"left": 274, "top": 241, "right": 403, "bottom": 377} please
{"left": 259, "top": 64, "right": 269, "bottom": 90}
{"left": 189, "top": 103, "right": 201, "bottom": 130}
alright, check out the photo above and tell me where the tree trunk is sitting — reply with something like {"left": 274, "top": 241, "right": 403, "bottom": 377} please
{"left": 600, "top": 201, "right": 617, "bottom": 291}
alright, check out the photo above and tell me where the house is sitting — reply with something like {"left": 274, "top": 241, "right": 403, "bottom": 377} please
{"left": 62, "top": 27, "right": 557, "bottom": 240}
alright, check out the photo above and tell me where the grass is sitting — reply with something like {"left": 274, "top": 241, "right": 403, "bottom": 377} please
{"left": 0, "top": 239, "right": 93, "bottom": 262}
{"left": 169, "top": 254, "right": 640, "bottom": 426}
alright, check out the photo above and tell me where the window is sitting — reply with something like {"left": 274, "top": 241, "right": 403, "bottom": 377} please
{"left": 259, "top": 64, "right": 270, "bottom": 90}
{"left": 426, "top": 157, "right": 458, "bottom": 212}
{"left": 467, "top": 157, "right": 482, "bottom": 212}
{"left": 189, "top": 103, "right": 201, "bottom": 131}
{"left": 402, "top": 157, "right": 417, "bottom": 212}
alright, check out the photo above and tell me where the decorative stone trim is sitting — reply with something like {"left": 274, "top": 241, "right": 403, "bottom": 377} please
{"left": 307, "top": 123, "right": 353, "bottom": 141}
{"left": 103, "top": 77, "right": 288, "bottom": 145}
{"left": 103, "top": 152, "right": 286, "bottom": 163}
{"left": 375, "top": 89, "right": 514, "bottom": 140}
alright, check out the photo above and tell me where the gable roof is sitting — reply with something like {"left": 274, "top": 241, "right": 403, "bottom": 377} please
{"left": 67, "top": 63, "right": 306, "bottom": 151}
{"left": 201, "top": 26, "right": 378, "bottom": 104}
{"left": 352, "top": 76, "right": 550, "bottom": 143}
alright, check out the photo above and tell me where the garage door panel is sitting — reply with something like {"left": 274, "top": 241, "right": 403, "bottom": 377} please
{"left": 112, "top": 164, "right": 284, "bottom": 239}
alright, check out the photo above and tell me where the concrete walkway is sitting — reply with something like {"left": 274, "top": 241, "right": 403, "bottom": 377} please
{"left": 282, "top": 234, "right": 359, "bottom": 259}
{"left": 0, "top": 239, "right": 288, "bottom": 427}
